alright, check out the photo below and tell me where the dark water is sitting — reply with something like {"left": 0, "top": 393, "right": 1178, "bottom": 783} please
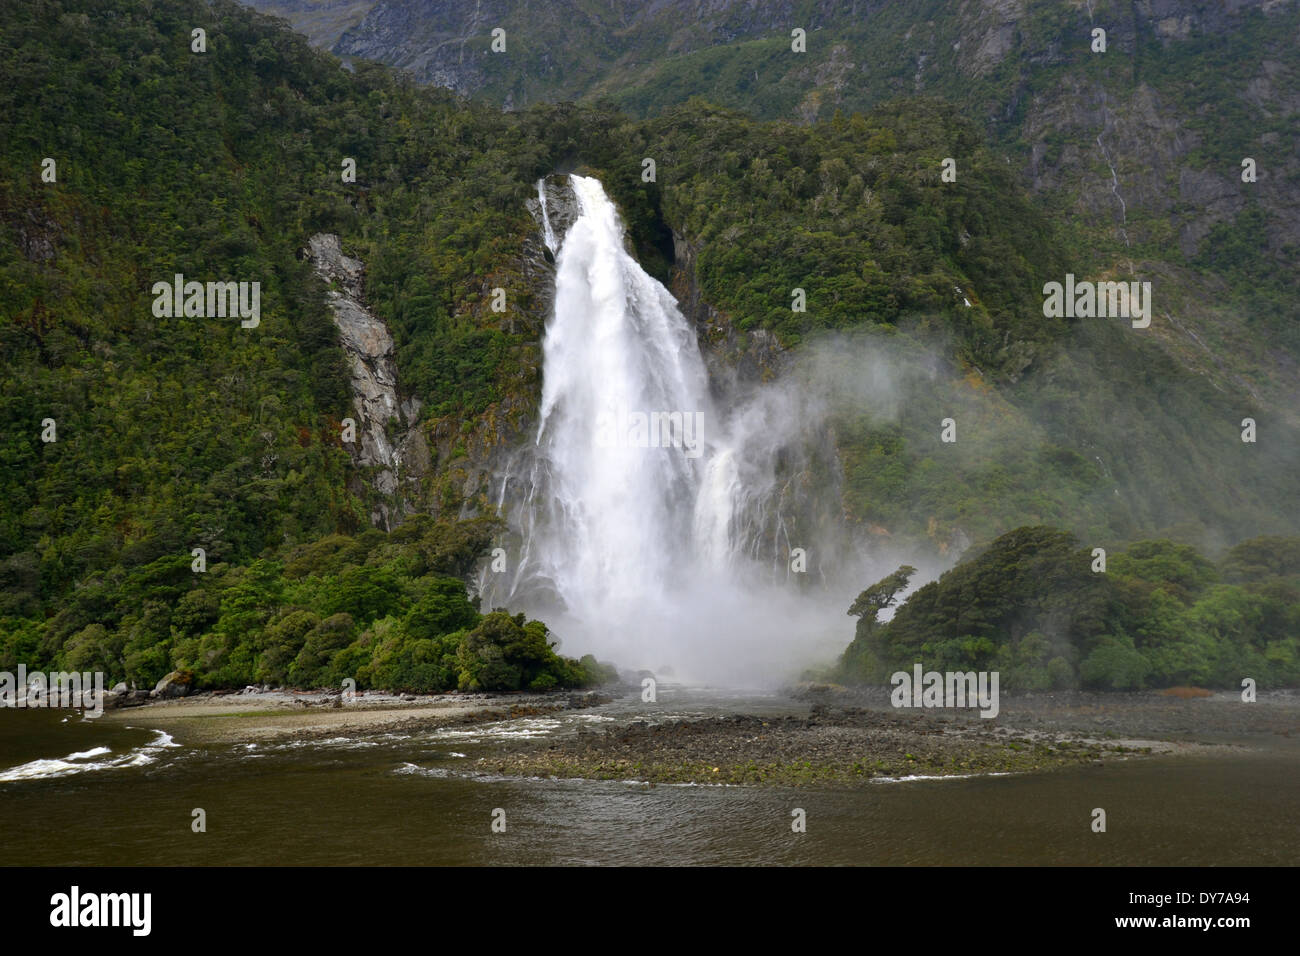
{"left": 2, "top": 689, "right": 1297, "bottom": 866}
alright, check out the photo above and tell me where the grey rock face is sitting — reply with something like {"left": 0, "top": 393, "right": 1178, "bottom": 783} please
{"left": 525, "top": 174, "right": 582, "bottom": 249}
{"left": 333, "top": 0, "right": 514, "bottom": 95}
{"left": 239, "top": 0, "right": 376, "bottom": 49}
{"left": 305, "top": 233, "right": 429, "bottom": 528}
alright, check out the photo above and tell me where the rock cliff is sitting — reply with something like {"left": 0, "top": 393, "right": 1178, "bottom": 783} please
{"left": 305, "top": 233, "right": 429, "bottom": 528}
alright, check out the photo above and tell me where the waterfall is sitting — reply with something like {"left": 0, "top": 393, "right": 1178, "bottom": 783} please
{"left": 485, "top": 174, "right": 849, "bottom": 683}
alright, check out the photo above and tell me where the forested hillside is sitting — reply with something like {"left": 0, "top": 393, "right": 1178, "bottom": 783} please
{"left": 0, "top": 0, "right": 582, "bottom": 689}
{"left": 255, "top": 0, "right": 1300, "bottom": 418}
{"left": 1, "top": 0, "right": 1295, "bottom": 690}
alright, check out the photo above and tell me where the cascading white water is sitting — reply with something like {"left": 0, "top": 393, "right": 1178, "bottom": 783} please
{"left": 490, "top": 174, "right": 851, "bottom": 683}
{"left": 532, "top": 175, "right": 722, "bottom": 603}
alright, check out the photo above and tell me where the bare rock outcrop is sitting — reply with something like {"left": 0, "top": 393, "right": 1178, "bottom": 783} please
{"left": 305, "top": 233, "right": 429, "bottom": 528}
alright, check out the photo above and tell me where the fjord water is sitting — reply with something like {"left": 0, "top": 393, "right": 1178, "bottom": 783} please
{"left": 486, "top": 175, "right": 849, "bottom": 684}
{"left": 2, "top": 695, "right": 1297, "bottom": 866}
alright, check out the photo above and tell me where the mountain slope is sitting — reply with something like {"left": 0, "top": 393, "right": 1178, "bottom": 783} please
{"left": 254, "top": 0, "right": 1300, "bottom": 420}
{"left": 1, "top": 0, "right": 1295, "bottom": 690}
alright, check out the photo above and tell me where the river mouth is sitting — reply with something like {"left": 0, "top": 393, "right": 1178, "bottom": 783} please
{"left": 1, "top": 686, "right": 1296, "bottom": 865}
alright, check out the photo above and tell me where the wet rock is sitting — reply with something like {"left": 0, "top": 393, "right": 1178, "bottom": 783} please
{"left": 115, "top": 689, "right": 152, "bottom": 708}
{"left": 566, "top": 690, "right": 611, "bottom": 709}
{"left": 101, "top": 686, "right": 131, "bottom": 710}
{"left": 527, "top": 174, "right": 582, "bottom": 249}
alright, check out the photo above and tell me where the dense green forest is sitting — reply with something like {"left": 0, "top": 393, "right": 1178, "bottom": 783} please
{"left": 1, "top": 512, "right": 616, "bottom": 692}
{"left": 838, "top": 528, "right": 1300, "bottom": 691}
{"left": 0, "top": 0, "right": 585, "bottom": 688}
{"left": 1, "top": 0, "right": 1295, "bottom": 690}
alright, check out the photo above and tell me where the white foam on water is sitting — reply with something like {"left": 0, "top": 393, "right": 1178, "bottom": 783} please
{"left": 66, "top": 746, "right": 111, "bottom": 760}
{"left": 0, "top": 730, "right": 179, "bottom": 782}
{"left": 871, "top": 771, "right": 1018, "bottom": 784}
{"left": 431, "top": 718, "right": 563, "bottom": 742}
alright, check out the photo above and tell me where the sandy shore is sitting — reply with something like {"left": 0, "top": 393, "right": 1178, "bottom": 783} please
{"left": 99, "top": 688, "right": 611, "bottom": 745}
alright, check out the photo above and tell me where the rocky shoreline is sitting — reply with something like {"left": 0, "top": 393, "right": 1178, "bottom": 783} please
{"left": 475, "top": 684, "right": 1297, "bottom": 788}
{"left": 98, "top": 680, "right": 1297, "bottom": 787}
{"left": 478, "top": 708, "right": 1188, "bottom": 788}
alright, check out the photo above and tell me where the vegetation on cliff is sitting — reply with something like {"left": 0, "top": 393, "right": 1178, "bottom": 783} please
{"left": 838, "top": 527, "right": 1300, "bottom": 691}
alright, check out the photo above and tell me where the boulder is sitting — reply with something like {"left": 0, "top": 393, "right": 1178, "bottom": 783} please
{"left": 152, "top": 670, "right": 194, "bottom": 699}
